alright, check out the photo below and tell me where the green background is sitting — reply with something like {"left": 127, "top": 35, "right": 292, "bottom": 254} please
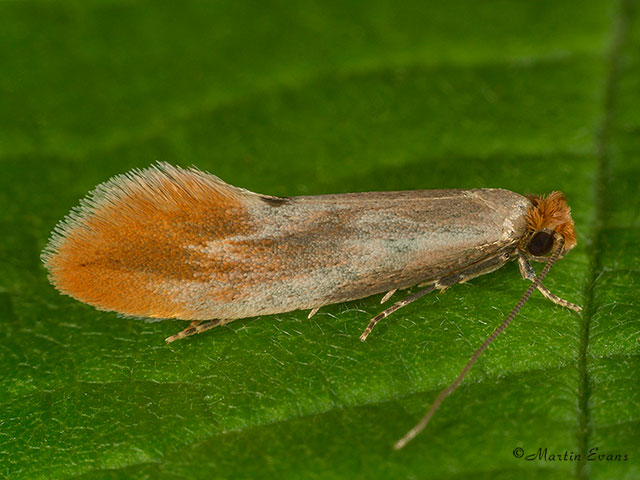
{"left": 1, "top": 0, "right": 638, "bottom": 478}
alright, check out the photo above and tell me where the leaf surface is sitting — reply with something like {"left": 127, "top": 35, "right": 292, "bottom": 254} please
{"left": 0, "top": 1, "right": 638, "bottom": 479}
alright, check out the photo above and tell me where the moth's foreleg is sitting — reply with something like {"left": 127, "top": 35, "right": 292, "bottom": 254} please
{"left": 165, "top": 319, "right": 224, "bottom": 343}
{"left": 517, "top": 252, "right": 582, "bottom": 313}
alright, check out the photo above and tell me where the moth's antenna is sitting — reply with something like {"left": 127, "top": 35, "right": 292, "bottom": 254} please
{"left": 394, "top": 236, "right": 566, "bottom": 450}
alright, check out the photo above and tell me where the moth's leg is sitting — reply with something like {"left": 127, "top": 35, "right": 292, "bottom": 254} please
{"left": 360, "top": 285, "right": 436, "bottom": 341}
{"left": 380, "top": 289, "right": 397, "bottom": 304}
{"left": 360, "top": 251, "right": 513, "bottom": 341}
{"left": 165, "top": 319, "right": 223, "bottom": 343}
{"left": 517, "top": 252, "right": 582, "bottom": 313}
{"left": 308, "top": 307, "right": 320, "bottom": 319}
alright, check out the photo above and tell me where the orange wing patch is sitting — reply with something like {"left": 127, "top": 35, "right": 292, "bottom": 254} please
{"left": 42, "top": 163, "right": 260, "bottom": 319}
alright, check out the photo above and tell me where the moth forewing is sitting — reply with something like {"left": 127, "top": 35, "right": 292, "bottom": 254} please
{"left": 43, "top": 164, "right": 532, "bottom": 324}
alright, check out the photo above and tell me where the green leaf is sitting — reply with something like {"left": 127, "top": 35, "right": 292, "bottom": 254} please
{"left": 1, "top": 1, "right": 638, "bottom": 479}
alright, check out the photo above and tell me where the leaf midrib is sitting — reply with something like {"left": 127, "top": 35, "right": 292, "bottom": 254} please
{"left": 575, "top": 0, "right": 631, "bottom": 478}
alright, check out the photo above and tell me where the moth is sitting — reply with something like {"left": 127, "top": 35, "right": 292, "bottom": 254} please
{"left": 42, "top": 162, "right": 581, "bottom": 447}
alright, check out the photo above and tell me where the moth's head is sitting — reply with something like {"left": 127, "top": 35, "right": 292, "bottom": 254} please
{"left": 521, "top": 191, "right": 577, "bottom": 261}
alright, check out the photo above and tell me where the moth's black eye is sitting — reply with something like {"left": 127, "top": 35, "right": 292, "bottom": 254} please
{"left": 528, "top": 231, "right": 555, "bottom": 256}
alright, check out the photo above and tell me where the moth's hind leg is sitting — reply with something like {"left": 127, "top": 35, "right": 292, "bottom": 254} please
{"left": 165, "top": 319, "right": 224, "bottom": 343}
{"left": 517, "top": 252, "right": 582, "bottom": 313}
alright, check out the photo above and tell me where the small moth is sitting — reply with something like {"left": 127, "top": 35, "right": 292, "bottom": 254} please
{"left": 42, "top": 162, "right": 581, "bottom": 447}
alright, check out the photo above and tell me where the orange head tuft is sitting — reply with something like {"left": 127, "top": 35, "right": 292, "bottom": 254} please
{"left": 524, "top": 191, "right": 577, "bottom": 255}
